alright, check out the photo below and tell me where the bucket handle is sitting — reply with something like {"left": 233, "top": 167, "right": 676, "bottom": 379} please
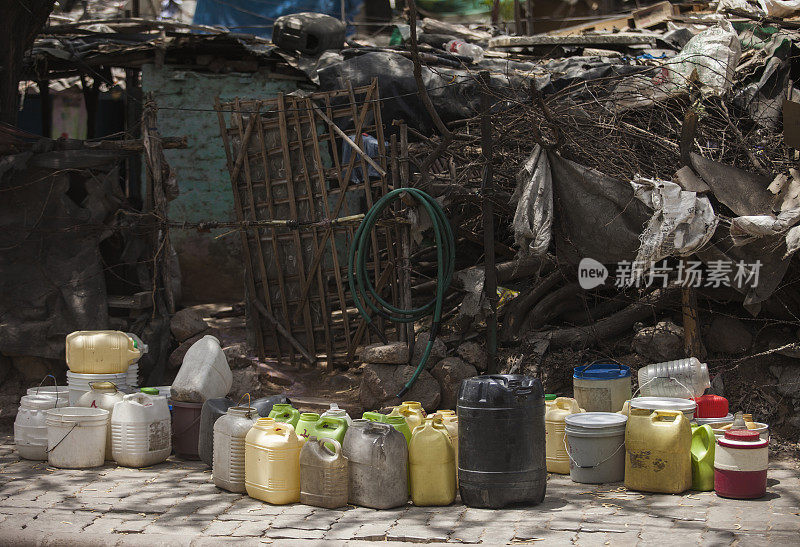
{"left": 564, "top": 435, "right": 625, "bottom": 470}
{"left": 651, "top": 410, "right": 682, "bottom": 423}
{"left": 578, "top": 359, "right": 625, "bottom": 377}
{"left": 34, "top": 374, "right": 60, "bottom": 406}
{"left": 47, "top": 422, "right": 78, "bottom": 454}
{"left": 237, "top": 393, "right": 254, "bottom": 419}
{"left": 632, "top": 372, "right": 694, "bottom": 399}
{"left": 318, "top": 437, "right": 341, "bottom": 456}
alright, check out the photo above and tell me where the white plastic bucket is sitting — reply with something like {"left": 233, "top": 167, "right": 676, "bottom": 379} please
{"left": 26, "top": 385, "right": 70, "bottom": 404}
{"left": 67, "top": 371, "right": 128, "bottom": 405}
{"left": 565, "top": 412, "right": 627, "bottom": 484}
{"left": 14, "top": 395, "right": 67, "bottom": 460}
{"left": 46, "top": 407, "right": 109, "bottom": 468}
{"left": 573, "top": 362, "right": 632, "bottom": 413}
{"left": 630, "top": 397, "right": 696, "bottom": 421}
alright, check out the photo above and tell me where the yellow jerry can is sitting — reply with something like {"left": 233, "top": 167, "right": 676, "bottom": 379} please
{"left": 66, "top": 331, "right": 143, "bottom": 374}
{"left": 244, "top": 418, "right": 301, "bottom": 505}
{"left": 545, "top": 397, "right": 582, "bottom": 474}
{"left": 409, "top": 417, "right": 456, "bottom": 506}
{"left": 625, "top": 409, "right": 692, "bottom": 494}
{"left": 397, "top": 401, "right": 426, "bottom": 431}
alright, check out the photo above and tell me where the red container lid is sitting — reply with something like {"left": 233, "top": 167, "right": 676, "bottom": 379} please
{"left": 719, "top": 428, "right": 768, "bottom": 449}
{"left": 692, "top": 394, "right": 729, "bottom": 418}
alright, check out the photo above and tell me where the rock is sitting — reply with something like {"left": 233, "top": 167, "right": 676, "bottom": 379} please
{"left": 773, "top": 366, "right": 800, "bottom": 398}
{"left": 170, "top": 308, "right": 209, "bottom": 342}
{"left": 256, "top": 363, "right": 293, "bottom": 386}
{"left": 631, "top": 321, "right": 685, "bottom": 362}
{"left": 705, "top": 317, "right": 752, "bottom": 355}
{"left": 10, "top": 356, "right": 62, "bottom": 382}
{"left": 456, "top": 342, "right": 488, "bottom": 372}
{"left": 168, "top": 332, "right": 207, "bottom": 370}
{"left": 411, "top": 332, "right": 448, "bottom": 369}
{"left": 361, "top": 342, "right": 409, "bottom": 364}
{"left": 710, "top": 372, "right": 725, "bottom": 397}
{"left": 0, "top": 354, "right": 11, "bottom": 385}
{"left": 228, "top": 367, "right": 262, "bottom": 402}
{"left": 223, "top": 342, "right": 254, "bottom": 369}
{"left": 430, "top": 357, "right": 478, "bottom": 410}
{"left": 359, "top": 363, "right": 440, "bottom": 412}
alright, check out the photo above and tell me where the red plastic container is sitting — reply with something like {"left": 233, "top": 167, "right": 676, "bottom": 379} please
{"left": 714, "top": 429, "right": 768, "bottom": 499}
{"left": 171, "top": 400, "right": 203, "bottom": 460}
{"left": 692, "top": 394, "right": 728, "bottom": 419}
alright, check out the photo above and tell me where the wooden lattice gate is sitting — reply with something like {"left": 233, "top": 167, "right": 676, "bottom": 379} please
{"left": 215, "top": 81, "right": 403, "bottom": 367}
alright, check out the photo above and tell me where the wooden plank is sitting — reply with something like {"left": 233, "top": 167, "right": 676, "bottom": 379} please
{"left": 214, "top": 98, "right": 265, "bottom": 358}
{"left": 634, "top": 1, "right": 677, "bottom": 29}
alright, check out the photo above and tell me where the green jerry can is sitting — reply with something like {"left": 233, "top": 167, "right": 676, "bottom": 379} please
{"left": 316, "top": 415, "right": 348, "bottom": 444}
{"left": 691, "top": 424, "right": 715, "bottom": 491}
{"left": 268, "top": 403, "right": 301, "bottom": 428}
{"left": 386, "top": 415, "right": 412, "bottom": 444}
{"left": 362, "top": 411, "right": 386, "bottom": 422}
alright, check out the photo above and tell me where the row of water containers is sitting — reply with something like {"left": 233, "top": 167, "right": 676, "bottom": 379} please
{"left": 548, "top": 358, "right": 769, "bottom": 499}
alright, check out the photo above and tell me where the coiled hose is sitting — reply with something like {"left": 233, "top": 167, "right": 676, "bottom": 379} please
{"left": 348, "top": 188, "right": 455, "bottom": 397}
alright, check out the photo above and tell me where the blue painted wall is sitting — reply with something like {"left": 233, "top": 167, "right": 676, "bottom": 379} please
{"left": 141, "top": 64, "right": 303, "bottom": 303}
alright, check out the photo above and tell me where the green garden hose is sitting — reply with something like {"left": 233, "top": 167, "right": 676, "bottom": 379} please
{"left": 348, "top": 188, "right": 455, "bottom": 397}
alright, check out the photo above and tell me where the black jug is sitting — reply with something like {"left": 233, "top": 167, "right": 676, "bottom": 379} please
{"left": 198, "top": 397, "right": 234, "bottom": 467}
{"left": 457, "top": 374, "right": 546, "bottom": 508}
{"left": 251, "top": 395, "right": 291, "bottom": 418}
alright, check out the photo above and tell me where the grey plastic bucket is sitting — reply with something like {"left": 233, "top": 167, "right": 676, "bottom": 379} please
{"left": 565, "top": 412, "right": 627, "bottom": 484}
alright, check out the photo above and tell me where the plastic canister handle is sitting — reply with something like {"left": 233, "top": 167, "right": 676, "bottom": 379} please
{"left": 555, "top": 397, "right": 580, "bottom": 413}
{"left": 651, "top": 409, "right": 681, "bottom": 423}
{"left": 319, "top": 437, "right": 341, "bottom": 456}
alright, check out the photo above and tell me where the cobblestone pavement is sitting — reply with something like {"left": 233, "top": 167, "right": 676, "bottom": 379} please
{"left": 0, "top": 436, "right": 798, "bottom": 546}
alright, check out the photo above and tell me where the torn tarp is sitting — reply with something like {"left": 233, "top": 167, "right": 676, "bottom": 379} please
{"left": 511, "top": 145, "right": 553, "bottom": 258}
{"left": 630, "top": 176, "right": 718, "bottom": 278}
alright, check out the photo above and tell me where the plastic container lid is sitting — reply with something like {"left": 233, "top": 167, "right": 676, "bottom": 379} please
{"left": 573, "top": 362, "right": 631, "bottom": 380}
{"left": 545, "top": 394, "right": 557, "bottom": 401}
{"left": 630, "top": 397, "right": 696, "bottom": 413}
{"left": 692, "top": 394, "right": 729, "bottom": 419}
{"left": 719, "top": 428, "right": 768, "bottom": 449}
{"left": 140, "top": 387, "right": 159, "bottom": 395}
{"left": 565, "top": 412, "right": 628, "bottom": 428}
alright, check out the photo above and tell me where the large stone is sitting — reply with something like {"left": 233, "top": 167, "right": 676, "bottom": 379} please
{"left": 631, "top": 321, "right": 685, "bottom": 362}
{"left": 456, "top": 341, "right": 488, "bottom": 372}
{"left": 168, "top": 332, "right": 207, "bottom": 370}
{"left": 256, "top": 363, "right": 293, "bottom": 386}
{"left": 0, "top": 354, "right": 11, "bottom": 385}
{"left": 223, "top": 342, "right": 254, "bottom": 369}
{"left": 705, "top": 316, "right": 752, "bottom": 355}
{"left": 360, "top": 363, "right": 440, "bottom": 412}
{"left": 229, "top": 367, "right": 262, "bottom": 402}
{"left": 411, "top": 332, "right": 448, "bottom": 370}
{"left": 430, "top": 357, "right": 478, "bottom": 410}
{"left": 170, "top": 308, "right": 209, "bottom": 342}
{"left": 361, "top": 342, "right": 409, "bottom": 365}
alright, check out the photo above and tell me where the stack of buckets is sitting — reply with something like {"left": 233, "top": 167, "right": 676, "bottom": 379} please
{"left": 65, "top": 331, "right": 148, "bottom": 404}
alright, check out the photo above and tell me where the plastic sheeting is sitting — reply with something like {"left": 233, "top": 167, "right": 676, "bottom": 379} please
{"left": 629, "top": 176, "right": 718, "bottom": 279}
{"left": 511, "top": 145, "right": 552, "bottom": 258}
{"left": 192, "top": 0, "right": 363, "bottom": 37}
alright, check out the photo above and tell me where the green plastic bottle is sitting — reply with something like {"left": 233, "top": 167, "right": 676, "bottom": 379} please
{"left": 386, "top": 415, "right": 412, "bottom": 444}
{"left": 268, "top": 403, "right": 301, "bottom": 428}
{"left": 690, "top": 424, "right": 715, "bottom": 491}
{"left": 362, "top": 411, "right": 386, "bottom": 423}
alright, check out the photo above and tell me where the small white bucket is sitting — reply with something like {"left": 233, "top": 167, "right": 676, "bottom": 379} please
{"left": 565, "top": 412, "right": 627, "bottom": 484}
{"left": 46, "top": 407, "right": 109, "bottom": 469}
{"left": 67, "top": 371, "right": 127, "bottom": 405}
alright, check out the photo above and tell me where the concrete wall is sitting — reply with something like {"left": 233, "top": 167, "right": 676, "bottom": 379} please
{"left": 141, "top": 65, "right": 302, "bottom": 304}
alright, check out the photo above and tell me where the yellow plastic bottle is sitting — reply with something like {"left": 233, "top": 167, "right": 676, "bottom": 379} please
{"left": 244, "top": 418, "right": 301, "bottom": 505}
{"left": 546, "top": 397, "right": 582, "bottom": 474}
{"left": 625, "top": 409, "right": 691, "bottom": 494}
{"left": 66, "top": 331, "right": 143, "bottom": 374}
{"left": 398, "top": 401, "right": 426, "bottom": 431}
{"left": 409, "top": 417, "right": 456, "bottom": 506}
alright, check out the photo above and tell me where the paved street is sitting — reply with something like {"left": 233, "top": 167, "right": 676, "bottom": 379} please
{"left": 0, "top": 436, "right": 798, "bottom": 546}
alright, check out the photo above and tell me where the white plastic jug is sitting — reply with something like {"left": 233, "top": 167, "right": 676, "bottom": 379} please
{"left": 76, "top": 381, "right": 125, "bottom": 459}
{"left": 111, "top": 393, "right": 172, "bottom": 467}
{"left": 46, "top": 407, "right": 109, "bottom": 468}
{"left": 213, "top": 406, "right": 258, "bottom": 493}
{"left": 14, "top": 395, "right": 67, "bottom": 460}
{"left": 321, "top": 403, "right": 352, "bottom": 425}
{"left": 171, "top": 335, "right": 232, "bottom": 403}
{"left": 637, "top": 358, "right": 710, "bottom": 398}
